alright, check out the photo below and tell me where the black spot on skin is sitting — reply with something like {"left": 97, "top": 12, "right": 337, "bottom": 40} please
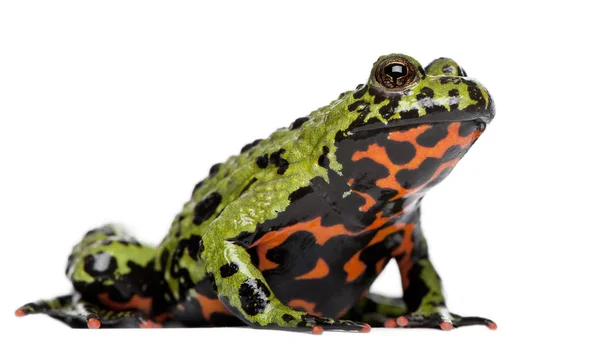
{"left": 282, "top": 314, "right": 295, "bottom": 323}
{"left": 440, "top": 76, "right": 461, "bottom": 85}
{"left": 290, "top": 117, "right": 309, "bottom": 130}
{"left": 400, "top": 109, "right": 419, "bottom": 119}
{"left": 84, "top": 226, "right": 116, "bottom": 238}
{"left": 209, "top": 163, "right": 221, "bottom": 178}
{"left": 353, "top": 85, "right": 367, "bottom": 99}
{"left": 379, "top": 95, "right": 400, "bottom": 119}
{"left": 239, "top": 279, "right": 271, "bottom": 316}
{"left": 418, "top": 65, "right": 426, "bottom": 76}
{"left": 318, "top": 146, "right": 330, "bottom": 168}
{"left": 395, "top": 145, "right": 465, "bottom": 189}
{"left": 369, "top": 86, "right": 387, "bottom": 104}
{"left": 416, "top": 124, "right": 449, "bottom": 147}
{"left": 255, "top": 154, "right": 269, "bottom": 169}
{"left": 191, "top": 180, "right": 205, "bottom": 196}
{"left": 228, "top": 231, "right": 256, "bottom": 248}
{"left": 193, "top": 192, "right": 222, "bottom": 225}
{"left": 269, "top": 149, "right": 289, "bottom": 175}
{"left": 240, "top": 178, "right": 257, "bottom": 197}
{"left": 206, "top": 272, "right": 217, "bottom": 292}
{"left": 425, "top": 104, "right": 448, "bottom": 114}
{"left": 219, "top": 263, "right": 239, "bottom": 278}
{"left": 83, "top": 253, "right": 118, "bottom": 278}
{"left": 448, "top": 89, "right": 460, "bottom": 97}
{"left": 240, "top": 139, "right": 262, "bottom": 153}
{"left": 288, "top": 185, "right": 313, "bottom": 203}
{"left": 117, "top": 239, "right": 142, "bottom": 247}
{"left": 416, "top": 87, "right": 434, "bottom": 100}
{"left": 277, "top": 163, "right": 289, "bottom": 175}
{"left": 464, "top": 80, "right": 486, "bottom": 110}
{"left": 384, "top": 141, "right": 417, "bottom": 165}
{"left": 187, "top": 235, "right": 203, "bottom": 260}
{"left": 159, "top": 249, "right": 169, "bottom": 270}
{"left": 348, "top": 100, "right": 366, "bottom": 112}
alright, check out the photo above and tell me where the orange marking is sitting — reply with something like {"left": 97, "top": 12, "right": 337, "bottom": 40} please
{"left": 312, "top": 326, "right": 324, "bottom": 335}
{"left": 140, "top": 320, "right": 162, "bottom": 328}
{"left": 344, "top": 251, "right": 366, "bottom": 282}
{"left": 15, "top": 308, "right": 25, "bottom": 317}
{"left": 296, "top": 258, "right": 330, "bottom": 280}
{"left": 353, "top": 190, "right": 376, "bottom": 212}
{"left": 368, "top": 224, "right": 401, "bottom": 246}
{"left": 440, "top": 321, "right": 453, "bottom": 331}
{"left": 385, "top": 319, "right": 397, "bottom": 328}
{"left": 255, "top": 246, "right": 280, "bottom": 271}
{"left": 87, "top": 318, "right": 101, "bottom": 329}
{"left": 361, "top": 324, "right": 372, "bottom": 333}
{"left": 488, "top": 322, "right": 498, "bottom": 330}
{"left": 196, "top": 294, "right": 230, "bottom": 320}
{"left": 352, "top": 122, "right": 482, "bottom": 201}
{"left": 98, "top": 293, "right": 152, "bottom": 314}
{"left": 288, "top": 299, "right": 323, "bottom": 316}
{"left": 397, "top": 316, "right": 409, "bottom": 327}
{"left": 343, "top": 221, "right": 409, "bottom": 282}
{"left": 252, "top": 217, "right": 359, "bottom": 271}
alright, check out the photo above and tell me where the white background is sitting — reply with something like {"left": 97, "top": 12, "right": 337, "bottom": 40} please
{"left": 1, "top": 1, "right": 598, "bottom": 347}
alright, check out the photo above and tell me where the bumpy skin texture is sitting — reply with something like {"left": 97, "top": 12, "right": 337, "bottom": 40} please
{"left": 16, "top": 54, "right": 496, "bottom": 333}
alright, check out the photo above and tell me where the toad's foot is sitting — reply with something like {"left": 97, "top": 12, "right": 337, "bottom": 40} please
{"left": 15, "top": 294, "right": 160, "bottom": 329}
{"left": 296, "top": 314, "right": 371, "bottom": 334}
{"left": 395, "top": 307, "right": 496, "bottom": 331}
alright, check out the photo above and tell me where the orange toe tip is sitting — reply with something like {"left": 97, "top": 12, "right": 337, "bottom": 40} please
{"left": 440, "top": 321, "right": 453, "bottom": 331}
{"left": 15, "top": 308, "right": 26, "bottom": 317}
{"left": 87, "top": 318, "right": 101, "bottom": 329}
{"left": 312, "top": 326, "right": 324, "bottom": 335}
{"left": 140, "top": 321, "right": 162, "bottom": 328}
{"left": 396, "top": 316, "right": 409, "bottom": 327}
{"left": 360, "top": 324, "right": 371, "bottom": 333}
{"left": 488, "top": 322, "right": 498, "bottom": 330}
{"left": 384, "top": 319, "right": 397, "bottom": 328}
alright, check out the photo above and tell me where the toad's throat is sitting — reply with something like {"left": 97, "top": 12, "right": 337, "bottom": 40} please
{"left": 333, "top": 120, "right": 485, "bottom": 218}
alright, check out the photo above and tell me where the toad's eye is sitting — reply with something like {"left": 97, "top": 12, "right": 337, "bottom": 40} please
{"left": 375, "top": 58, "right": 417, "bottom": 90}
{"left": 385, "top": 63, "right": 406, "bottom": 79}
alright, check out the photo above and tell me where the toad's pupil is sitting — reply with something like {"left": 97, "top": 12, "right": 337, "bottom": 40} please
{"left": 385, "top": 63, "right": 406, "bottom": 80}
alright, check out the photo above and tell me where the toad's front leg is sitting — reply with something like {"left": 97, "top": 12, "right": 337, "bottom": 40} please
{"left": 395, "top": 221, "right": 496, "bottom": 331}
{"left": 198, "top": 194, "right": 370, "bottom": 334}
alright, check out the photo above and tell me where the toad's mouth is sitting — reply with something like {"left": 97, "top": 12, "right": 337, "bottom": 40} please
{"left": 350, "top": 99, "right": 495, "bottom": 135}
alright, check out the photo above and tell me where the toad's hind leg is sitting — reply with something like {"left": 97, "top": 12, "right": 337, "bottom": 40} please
{"left": 16, "top": 224, "right": 162, "bottom": 328}
{"left": 16, "top": 295, "right": 159, "bottom": 328}
{"left": 342, "top": 293, "right": 409, "bottom": 327}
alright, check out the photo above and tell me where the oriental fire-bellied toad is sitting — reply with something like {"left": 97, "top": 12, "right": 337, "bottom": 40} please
{"left": 16, "top": 54, "right": 496, "bottom": 333}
